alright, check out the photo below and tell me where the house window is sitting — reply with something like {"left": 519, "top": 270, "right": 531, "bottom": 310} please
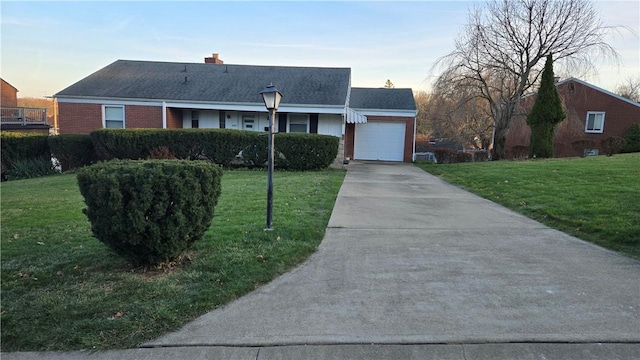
{"left": 585, "top": 111, "right": 605, "bottom": 133}
{"left": 103, "top": 105, "right": 124, "bottom": 128}
{"left": 289, "top": 114, "right": 309, "bottom": 133}
{"left": 192, "top": 110, "right": 199, "bottom": 128}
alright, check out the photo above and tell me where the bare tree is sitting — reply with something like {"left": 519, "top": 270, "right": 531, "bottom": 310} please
{"left": 414, "top": 91, "right": 431, "bottom": 135}
{"left": 434, "top": 0, "right": 617, "bottom": 159}
{"left": 426, "top": 75, "right": 494, "bottom": 150}
{"left": 615, "top": 77, "right": 640, "bottom": 103}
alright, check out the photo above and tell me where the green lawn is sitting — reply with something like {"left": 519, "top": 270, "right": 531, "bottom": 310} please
{"left": 0, "top": 168, "right": 345, "bottom": 351}
{"left": 417, "top": 153, "right": 640, "bottom": 258}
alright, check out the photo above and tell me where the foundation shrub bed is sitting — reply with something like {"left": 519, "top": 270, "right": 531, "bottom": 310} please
{"left": 89, "top": 129, "right": 337, "bottom": 170}
{"left": 0, "top": 132, "right": 50, "bottom": 171}
{"left": 76, "top": 159, "right": 223, "bottom": 265}
{"left": 4, "top": 156, "right": 56, "bottom": 180}
{"left": 434, "top": 148, "right": 472, "bottom": 163}
{"left": 276, "top": 133, "right": 339, "bottom": 170}
{"left": 622, "top": 124, "right": 640, "bottom": 153}
{"left": 601, "top": 136, "right": 626, "bottom": 156}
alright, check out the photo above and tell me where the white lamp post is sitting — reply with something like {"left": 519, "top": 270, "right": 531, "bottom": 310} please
{"left": 259, "top": 84, "right": 282, "bottom": 230}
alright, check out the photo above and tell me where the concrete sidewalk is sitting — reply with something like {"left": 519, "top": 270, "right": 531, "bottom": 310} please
{"left": 3, "top": 162, "right": 639, "bottom": 359}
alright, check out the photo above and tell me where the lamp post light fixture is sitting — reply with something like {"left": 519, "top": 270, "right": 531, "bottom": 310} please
{"left": 259, "top": 84, "right": 282, "bottom": 230}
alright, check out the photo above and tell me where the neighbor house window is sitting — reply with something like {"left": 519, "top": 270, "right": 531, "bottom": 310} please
{"left": 585, "top": 111, "right": 605, "bottom": 133}
{"left": 289, "top": 114, "right": 309, "bottom": 133}
{"left": 103, "top": 105, "right": 124, "bottom": 128}
{"left": 192, "top": 110, "right": 199, "bottom": 128}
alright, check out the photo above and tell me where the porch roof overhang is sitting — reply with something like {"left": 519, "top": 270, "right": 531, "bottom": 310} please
{"left": 346, "top": 107, "right": 367, "bottom": 124}
{"left": 55, "top": 96, "right": 346, "bottom": 115}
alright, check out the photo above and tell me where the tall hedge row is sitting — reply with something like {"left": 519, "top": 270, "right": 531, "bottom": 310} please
{"left": 0, "top": 132, "right": 50, "bottom": 170}
{"left": 77, "top": 160, "right": 223, "bottom": 265}
{"left": 90, "top": 129, "right": 339, "bottom": 170}
{"left": 48, "top": 134, "right": 97, "bottom": 171}
{"left": 1, "top": 128, "right": 338, "bottom": 179}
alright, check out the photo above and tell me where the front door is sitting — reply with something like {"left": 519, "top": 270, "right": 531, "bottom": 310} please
{"left": 242, "top": 116, "right": 255, "bottom": 130}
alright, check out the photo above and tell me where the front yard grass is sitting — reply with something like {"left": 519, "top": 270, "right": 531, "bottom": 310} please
{"left": 417, "top": 153, "right": 640, "bottom": 259}
{"left": 0, "top": 168, "right": 345, "bottom": 351}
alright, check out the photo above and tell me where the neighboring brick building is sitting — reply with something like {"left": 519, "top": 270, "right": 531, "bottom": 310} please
{"left": 1, "top": 78, "right": 51, "bottom": 134}
{"left": 506, "top": 78, "right": 640, "bottom": 158}
{"left": 1, "top": 78, "right": 18, "bottom": 107}
{"left": 54, "top": 56, "right": 417, "bottom": 162}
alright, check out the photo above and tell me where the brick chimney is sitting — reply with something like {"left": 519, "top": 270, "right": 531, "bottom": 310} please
{"left": 204, "top": 53, "right": 223, "bottom": 64}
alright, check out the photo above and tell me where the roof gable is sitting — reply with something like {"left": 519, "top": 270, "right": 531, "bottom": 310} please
{"left": 1, "top": 78, "right": 18, "bottom": 92}
{"left": 556, "top": 77, "right": 640, "bottom": 108}
{"left": 55, "top": 60, "right": 351, "bottom": 107}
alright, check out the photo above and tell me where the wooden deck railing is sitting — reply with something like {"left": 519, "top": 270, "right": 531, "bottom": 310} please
{"left": 1, "top": 107, "right": 48, "bottom": 126}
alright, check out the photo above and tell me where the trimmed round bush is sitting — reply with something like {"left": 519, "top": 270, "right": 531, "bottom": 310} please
{"left": 77, "top": 160, "right": 223, "bottom": 265}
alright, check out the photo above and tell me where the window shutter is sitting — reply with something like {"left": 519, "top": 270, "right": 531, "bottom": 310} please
{"left": 310, "top": 114, "right": 319, "bottom": 134}
{"left": 278, "top": 113, "right": 287, "bottom": 133}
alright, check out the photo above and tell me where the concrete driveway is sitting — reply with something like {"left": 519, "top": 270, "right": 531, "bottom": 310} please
{"left": 146, "top": 161, "right": 640, "bottom": 347}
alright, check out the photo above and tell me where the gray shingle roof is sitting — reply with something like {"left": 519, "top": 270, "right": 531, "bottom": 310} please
{"left": 56, "top": 60, "right": 351, "bottom": 107}
{"left": 349, "top": 87, "right": 416, "bottom": 111}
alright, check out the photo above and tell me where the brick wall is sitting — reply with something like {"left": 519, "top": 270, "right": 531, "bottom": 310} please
{"left": 125, "top": 105, "right": 162, "bottom": 128}
{"left": 506, "top": 80, "right": 640, "bottom": 158}
{"left": 58, "top": 103, "right": 170, "bottom": 134}
{"left": 58, "top": 103, "right": 102, "bottom": 134}
{"left": 1, "top": 79, "right": 18, "bottom": 107}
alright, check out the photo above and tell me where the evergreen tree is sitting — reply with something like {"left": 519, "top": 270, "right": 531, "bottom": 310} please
{"left": 527, "top": 54, "right": 566, "bottom": 158}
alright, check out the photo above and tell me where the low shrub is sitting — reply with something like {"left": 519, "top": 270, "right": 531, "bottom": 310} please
{"left": 1, "top": 132, "right": 50, "bottom": 171}
{"left": 510, "top": 146, "right": 529, "bottom": 160}
{"left": 147, "top": 146, "right": 177, "bottom": 160}
{"left": 601, "top": 137, "right": 627, "bottom": 157}
{"left": 622, "top": 124, "right": 640, "bottom": 153}
{"left": 5, "top": 156, "right": 56, "bottom": 180}
{"left": 434, "top": 148, "right": 471, "bottom": 163}
{"left": 571, "top": 140, "right": 596, "bottom": 157}
{"left": 48, "top": 134, "right": 96, "bottom": 171}
{"left": 77, "top": 160, "right": 223, "bottom": 265}
{"left": 276, "top": 133, "right": 339, "bottom": 170}
{"left": 473, "top": 151, "right": 489, "bottom": 162}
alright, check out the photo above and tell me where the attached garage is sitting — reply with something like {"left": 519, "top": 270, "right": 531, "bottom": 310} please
{"left": 345, "top": 88, "right": 417, "bottom": 163}
{"left": 354, "top": 121, "right": 406, "bottom": 161}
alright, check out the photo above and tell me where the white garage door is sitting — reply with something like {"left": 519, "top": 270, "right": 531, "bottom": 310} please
{"left": 354, "top": 121, "right": 405, "bottom": 161}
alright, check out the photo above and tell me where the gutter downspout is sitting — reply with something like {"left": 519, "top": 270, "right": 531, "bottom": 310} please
{"left": 412, "top": 110, "right": 418, "bottom": 162}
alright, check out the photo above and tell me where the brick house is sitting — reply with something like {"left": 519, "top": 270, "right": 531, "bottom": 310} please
{"left": 506, "top": 77, "right": 640, "bottom": 158}
{"left": 1, "top": 78, "right": 18, "bottom": 107}
{"left": 54, "top": 55, "right": 417, "bottom": 162}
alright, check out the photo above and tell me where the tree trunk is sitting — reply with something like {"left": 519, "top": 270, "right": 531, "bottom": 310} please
{"left": 492, "top": 126, "right": 507, "bottom": 160}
